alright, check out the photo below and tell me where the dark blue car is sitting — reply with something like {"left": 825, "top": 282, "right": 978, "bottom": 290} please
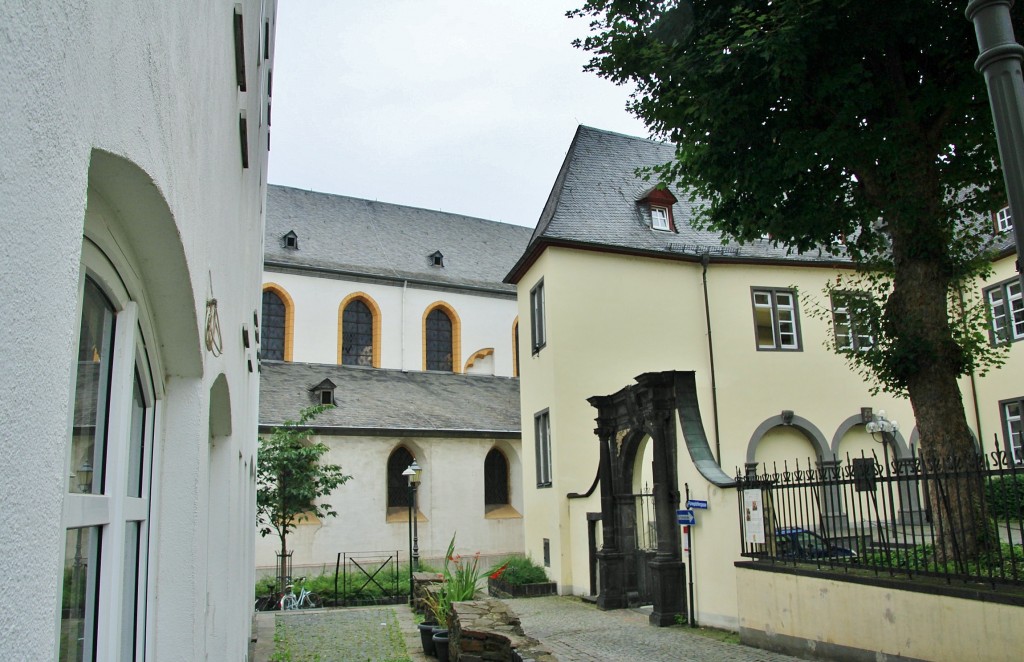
{"left": 775, "top": 528, "right": 857, "bottom": 560}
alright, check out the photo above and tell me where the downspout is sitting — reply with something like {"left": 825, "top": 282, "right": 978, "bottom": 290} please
{"left": 701, "top": 253, "right": 723, "bottom": 463}
{"left": 401, "top": 280, "right": 408, "bottom": 371}
{"left": 957, "top": 287, "right": 983, "bottom": 443}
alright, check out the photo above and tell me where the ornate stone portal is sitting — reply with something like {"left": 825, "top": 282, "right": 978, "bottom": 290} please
{"left": 587, "top": 371, "right": 689, "bottom": 626}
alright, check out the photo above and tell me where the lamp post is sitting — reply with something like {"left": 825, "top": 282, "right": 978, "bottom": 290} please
{"left": 865, "top": 409, "right": 900, "bottom": 441}
{"left": 967, "top": 0, "right": 1024, "bottom": 291}
{"left": 402, "top": 459, "right": 421, "bottom": 605}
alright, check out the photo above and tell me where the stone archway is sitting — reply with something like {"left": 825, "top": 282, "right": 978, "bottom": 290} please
{"left": 588, "top": 372, "right": 686, "bottom": 627}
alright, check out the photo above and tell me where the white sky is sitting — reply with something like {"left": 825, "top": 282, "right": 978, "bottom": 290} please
{"left": 267, "top": 1, "right": 651, "bottom": 228}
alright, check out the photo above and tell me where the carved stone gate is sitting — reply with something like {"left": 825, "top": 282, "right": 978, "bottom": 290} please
{"left": 587, "top": 372, "right": 687, "bottom": 626}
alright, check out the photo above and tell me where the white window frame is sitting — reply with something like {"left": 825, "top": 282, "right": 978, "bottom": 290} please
{"left": 996, "top": 206, "right": 1013, "bottom": 233}
{"left": 1000, "top": 397, "right": 1023, "bottom": 464}
{"left": 751, "top": 287, "right": 801, "bottom": 351}
{"left": 651, "top": 206, "right": 670, "bottom": 231}
{"left": 61, "top": 241, "right": 157, "bottom": 661}
{"left": 530, "top": 279, "right": 546, "bottom": 354}
{"left": 534, "top": 409, "right": 552, "bottom": 488}
{"left": 986, "top": 277, "right": 1024, "bottom": 345}
{"left": 830, "top": 291, "right": 875, "bottom": 352}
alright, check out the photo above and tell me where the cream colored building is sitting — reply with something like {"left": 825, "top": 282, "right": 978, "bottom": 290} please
{"left": 505, "top": 126, "right": 1023, "bottom": 630}
{"left": 257, "top": 186, "right": 532, "bottom": 573}
{"left": 0, "top": 1, "right": 276, "bottom": 659}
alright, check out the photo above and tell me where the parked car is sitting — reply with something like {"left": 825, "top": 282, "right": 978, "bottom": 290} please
{"left": 775, "top": 528, "right": 857, "bottom": 560}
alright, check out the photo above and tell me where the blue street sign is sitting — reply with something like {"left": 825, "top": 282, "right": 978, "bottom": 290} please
{"left": 676, "top": 509, "right": 695, "bottom": 525}
{"left": 687, "top": 499, "right": 708, "bottom": 510}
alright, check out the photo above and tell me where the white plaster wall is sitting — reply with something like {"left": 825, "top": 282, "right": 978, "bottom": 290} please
{"left": 0, "top": 1, "right": 274, "bottom": 659}
{"left": 255, "top": 433, "right": 525, "bottom": 572}
{"left": 263, "top": 270, "right": 519, "bottom": 375}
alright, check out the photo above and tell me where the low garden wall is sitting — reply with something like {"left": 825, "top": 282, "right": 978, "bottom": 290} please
{"left": 736, "top": 563, "right": 1024, "bottom": 661}
{"left": 487, "top": 577, "right": 557, "bottom": 599}
{"left": 450, "top": 598, "right": 556, "bottom": 662}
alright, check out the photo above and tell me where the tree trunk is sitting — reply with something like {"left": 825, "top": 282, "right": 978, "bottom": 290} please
{"left": 888, "top": 212, "right": 992, "bottom": 565}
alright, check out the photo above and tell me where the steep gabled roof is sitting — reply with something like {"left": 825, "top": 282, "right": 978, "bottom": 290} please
{"left": 259, "top": 361, "right": 521, "bottom": 435}
{"left": 507, "top": 125, "right": 849, "bottom": 283}
{"left": 265, "top": 185, "right": 533, "bottom": 294}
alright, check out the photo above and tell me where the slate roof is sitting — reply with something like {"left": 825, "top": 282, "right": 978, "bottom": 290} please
{"left": 506, "top": 125, "right": 850, "bottom": 283}
{"left": 265, "top": 185, "right": 533, "bottom": 293}
{"left": 259, "top": 361, "right": 521, "bottom": 435}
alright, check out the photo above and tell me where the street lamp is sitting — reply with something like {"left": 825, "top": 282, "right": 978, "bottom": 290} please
{"left": 402, "top": 459, "right": 421, "bottom": 605}
{"left": 865, "top": 409, "right": 899, "bottom": 439}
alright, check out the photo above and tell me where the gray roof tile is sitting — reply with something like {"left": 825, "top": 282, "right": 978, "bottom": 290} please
{"left": 509, "top": 126, "right": 849, "bottom": 282}
{"left": 265, "top": 185, "right": 533, "bottom": 292}
{"left": 259, "top": 361, "right": 521, "bottom": 434}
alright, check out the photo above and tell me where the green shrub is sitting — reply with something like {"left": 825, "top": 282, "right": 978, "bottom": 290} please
{"left": 985, "top": 475, "right": 1024, "bottom": 521}
{"left": 494, "top": 555, "right": 548, "bottom": 586}
{"left": 254, "top": 561, "right": 440, "bottom": 603}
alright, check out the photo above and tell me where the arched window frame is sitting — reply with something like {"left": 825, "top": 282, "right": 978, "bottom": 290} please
{"left": 421, "top": 301, "right": 461, "bottom": 373}
{"left": 337, "top": 292, "right": 382, "bottom": 367}
{"left": 484, "top": 443, "right": 522, "bottom": 519}
{"left": 261, "top": 283, "right": 295, "bottom": 362}
{"left": 385, "top": 446, "right": 425, "bottom": 522}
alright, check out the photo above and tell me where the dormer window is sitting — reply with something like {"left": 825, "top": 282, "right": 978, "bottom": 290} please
{"left": 310, "top": 379, "right": 336, "bottom": 406}
{"left": 430, "top": 250, "right": 444, "bottom": 267}
{"left": 282, "top": 230, "right": 299, "bottom": 249}
{"left": 996, "top": 206, "right": 1013, "bottom": 233}
{"left": 651, "top": 206, "right": 670, "bottom": 231}
{"left": 637, "top": 187, "right": 678, "bottom": 233}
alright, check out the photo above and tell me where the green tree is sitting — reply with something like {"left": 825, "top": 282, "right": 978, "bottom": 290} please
{"left": 257, "top": 405, "right": 352, "bottom": 588}
{"left": 570, "top": 0, "right": 1012, "bottom": 560}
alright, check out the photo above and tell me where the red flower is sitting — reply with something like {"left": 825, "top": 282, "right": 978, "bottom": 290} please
{"left": 489, "top": 563, "right": 509, "bottom": 580}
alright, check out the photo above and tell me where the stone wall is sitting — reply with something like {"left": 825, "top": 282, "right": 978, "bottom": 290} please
{"left": 450, "top": 598, "right": 556, "bottom": 662}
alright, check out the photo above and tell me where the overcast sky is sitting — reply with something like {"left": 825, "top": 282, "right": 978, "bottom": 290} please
{"left": 267, "top": 1, "right": 651, "bottom": 228}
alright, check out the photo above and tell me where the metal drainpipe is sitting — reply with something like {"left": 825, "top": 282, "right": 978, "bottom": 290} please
{"left": 701, "top": 254, "right": 723, "bottom": 463}
{"left": 401, "top": 280, "right": 407, "bottom": 371}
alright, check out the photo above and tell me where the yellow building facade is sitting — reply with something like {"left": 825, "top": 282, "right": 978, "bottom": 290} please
{"left": 506, "top": 125, "right": 1023, "bottom": 630}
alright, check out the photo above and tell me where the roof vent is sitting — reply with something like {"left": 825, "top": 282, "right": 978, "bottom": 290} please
{"left": 282, "top": 230, "right": 299, "bottom": 249}
{"left": 429, "top": 250, "right": 444, "bottom": 267}
{"left": 310, "top": 379, "right": 337, "bottom": 406}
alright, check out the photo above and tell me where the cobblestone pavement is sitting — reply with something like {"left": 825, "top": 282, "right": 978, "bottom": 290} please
{"left": 504, "top": 596, "right": 801, "bottom": 662}
{"left": 251, "top": 597, "right": 802, "bottom": 662}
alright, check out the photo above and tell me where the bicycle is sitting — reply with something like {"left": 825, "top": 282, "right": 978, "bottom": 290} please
{"left": 279, "top": 576, "right": 321, "bottom": 610}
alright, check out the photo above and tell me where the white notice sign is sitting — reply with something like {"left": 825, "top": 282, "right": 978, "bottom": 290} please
{"left": 743, "top": 489, "right": 765, "bottom": 544}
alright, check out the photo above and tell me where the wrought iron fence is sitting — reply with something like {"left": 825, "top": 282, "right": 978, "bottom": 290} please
{"left": 735, "top": 440, "right": 1024, "bottom": 588}
{"left": 331, "top": 551, "right": 404, "bottom": 607}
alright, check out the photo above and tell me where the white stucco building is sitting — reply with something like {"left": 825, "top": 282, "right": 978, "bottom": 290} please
{"left": 0, "top": 1, "right": 276, "bottom": 659}
{"left": 257, "top": 186, "right": 532, "bottom": 575}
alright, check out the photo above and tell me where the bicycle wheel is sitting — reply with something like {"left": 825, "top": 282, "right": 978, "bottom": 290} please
{"left": 303, "top": 593, "right": 321, "bottom": 609}
{"left": 280, "top": 594, "right": 298, "bottom": 611}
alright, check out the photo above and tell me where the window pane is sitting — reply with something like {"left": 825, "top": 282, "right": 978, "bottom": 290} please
{"left": 387, "top": 447, "right": 414, "bottom": 508}
{"left": 262, "top": 290, "right": 286, "bottom": 361}
{"left": 121, "top": 522, "right": 142, "bottom": 661}
{"left": 754, "top": 305, "right": 776, "bottom": 348}
{"left": 60, "top": 526, "right": 101, "bottom": 662}
{"left": 651, "top": 207, "right": 669, "bottom": 230}
{"left": 127, "top": 370, "right": 147, "bottom": 497}
{"left": 1008, "top": 281, "right": 1024, "bottom": 341}
{"left": 484, "top": 449, "right": 510, "bottom": 506}
{"left": 1006, "top": 402, "right": 1023, "bottom": 463}
{"left": 535, "top": 413, "right": 551, "bottom": 486}
{"left": 71, "top": 279, "right": 115, "bottom": 494}
{"left": 425, "top": 308, "right": 453, "bottom": 371}
{"left": 342, "top": 300, "right": 374, "bottom": 366}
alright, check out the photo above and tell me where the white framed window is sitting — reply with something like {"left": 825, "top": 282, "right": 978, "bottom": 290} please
{"left": 534, "top": 410, "right": 552, "bottom": 488}
{"left": 986, "top": 277, "right": 1024, "bottom": 345}
{"left": 1001, "top": 398, "right": 1023, "bottom": 464}
{"left": 752, "top": 287, "right": 801, "bottom": 350}
{"left": 996, "top": 206, "right": 1013, "bottom": 233}
{"left": 831, "top": 291, "right": 875, "bottom": 352}
{"left": 530, "top": 279, "right": 546, "bottom": 354}
{"left": 651, "top": 206, "right": 670, "bottom": 231}
{"left": 61, "top": 241, "right": 156, "bottom": 662}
